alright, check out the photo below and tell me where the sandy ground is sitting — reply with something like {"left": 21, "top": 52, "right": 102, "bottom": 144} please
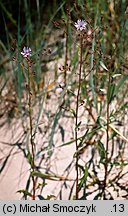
{"left": 0, "top": 58, "right": 128, "bottom": 200}
{"left": 0, "top": 101, "right": 128, "bottom": 200}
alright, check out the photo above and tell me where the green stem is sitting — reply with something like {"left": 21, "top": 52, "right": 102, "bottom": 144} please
{"left": 75, "top": 33, "right": 83, "bottom": 199}
{"left": 103, "top": 70, "right": 110, "bottom": 199}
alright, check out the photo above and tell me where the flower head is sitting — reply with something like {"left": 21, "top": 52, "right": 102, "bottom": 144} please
{"left": 21, "top": 47, "right": 32, "bottom": 58}
{"left": 74, "top": 19, "right": 87, "bottom": 31}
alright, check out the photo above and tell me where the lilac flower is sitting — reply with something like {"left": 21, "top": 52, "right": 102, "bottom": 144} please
{"left": 74, "top": 19, "right": 87, "bottom": 31}
{"left": 21, "top": 47, "right": 32, "bottom": 58}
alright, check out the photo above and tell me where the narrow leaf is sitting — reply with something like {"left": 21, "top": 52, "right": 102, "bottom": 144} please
{"left": 59, "top": 124, "right": 65, "bottom": 142}
{"left": 78, "top": 165, "right": 88, "bottom": 191}
{"left": 100, "top": 61, "right": 108, "bottom": 71}
{"left": 107, "top": 83, "right": 115, "bottom": 103}
{"left": 97, "top": 140, "right": 106, "bottom": 163}
{"left": 114, "top": 75, "right": 128, "bottom": 96}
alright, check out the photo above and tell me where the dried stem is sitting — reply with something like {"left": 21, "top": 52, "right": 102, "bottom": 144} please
{"left": 27, "top": 59, "right": 36, "bottom": 200}
{"left": 75, "top": 33, "right": 83, "bottom": 199}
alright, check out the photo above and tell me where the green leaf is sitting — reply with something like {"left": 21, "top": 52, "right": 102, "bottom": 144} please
{"left": 59, "top": 124, "right": 65, "bottom": 142}
{"left": 75, "top": 121, "right": 82, "bottom": 130}
{"left": 112, "top": 74, "right": 121, "bottom": 78}
{"left": 71, "top": 49, "right": 79, "bottom": 66}
{"left": 0, "top": 79, "right": 8, "bottom": 95}
{"left": 114, "top": 75, "right": 128, "bottom": 96}
{"left": 49, "top": 110, "right": 61, "bottom": 156}
{"left": 0, "top": 154, "right": 10, "bottom": 173}
{"left": 79, "top": 129, "right": 89, "bottom": 146}
{"left": 0, "top": 2, "right": 17, "bottom": 26}
{"left": 93, "top": 192, "right": 102, "bottom": 200}
{"left": 107, "top": 83, "right": 115, "bottom": 103}
{"left": 97, "top": 140, "right": 106, "bottom": 163}
{"left": 78, "top": 165, "right": 88, "bottom": 191}
{"left": 38, "top": 195, "right": 45, "bottom": 200}
{"left": 59, "top": 130, "right": 89, "bottom": 148}
{"left": 70, "top": 108, "right": 76, "bottom": 117}
{"left": 27, "top": 151, "right": 32, "bottom": 166}
{"left": 46, "top": 195, "right": 56, "bottom": 200}
{"left": 17, "top": 189, "right": 32, "bottom": 197}
{"left": 31, "top": 171, "right": 65, "bottom": 181}
{"left": 59, "top": 138, "right": 75, "bottom": 147}
{"left": 100, "top": 61, "right": 108, "bottom": 71}
{"left": 90, "top": 11, "right": 98, "bottom": 109}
